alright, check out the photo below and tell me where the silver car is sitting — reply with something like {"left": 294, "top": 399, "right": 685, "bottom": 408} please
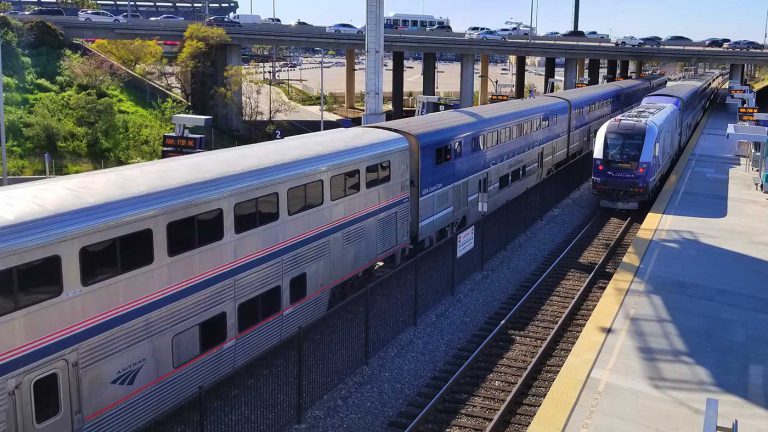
{"left": 326, "top": 23, "right": 363, "bottom": 34}
{"left": 467, "top": 30, "right": 507, "bottom": 41}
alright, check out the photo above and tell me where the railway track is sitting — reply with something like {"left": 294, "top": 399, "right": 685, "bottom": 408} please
{"left": 389, "top": 211, "right": 641, "bottom": 432}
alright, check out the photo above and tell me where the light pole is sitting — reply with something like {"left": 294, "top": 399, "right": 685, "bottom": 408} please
{"left": 529, "top": 0, "right": 534, "bottom": 43}
{"left": 320, "top": 50, "right": 326, "bottom": 131}
{"left": 764, "top": 8, "right": 767, "bottom": 46}
{"left": 0, "top": 42, "right": 7, "bottom": 186}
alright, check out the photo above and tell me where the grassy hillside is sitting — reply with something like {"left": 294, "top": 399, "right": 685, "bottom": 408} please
{"left": 0, "top": 17, "right": 185, "bottom": 175}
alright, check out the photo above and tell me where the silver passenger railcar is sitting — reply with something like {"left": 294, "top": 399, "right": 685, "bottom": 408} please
{"left": 0, "top": 128, "right": 410, "bottom": 431}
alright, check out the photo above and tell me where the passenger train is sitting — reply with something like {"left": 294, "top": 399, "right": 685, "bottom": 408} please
{"left": 591, "top": 71, "right": 727, "bottom": 208}
{"left": 0, "top": 76, "right": 666, "bottom": 432}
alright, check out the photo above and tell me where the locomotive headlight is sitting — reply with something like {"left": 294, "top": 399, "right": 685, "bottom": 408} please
{"left": 638, "top": 162, "right": 648, "bottom": 174}
{"left": 595, "top": 159, "right": 604, "bottom": 171}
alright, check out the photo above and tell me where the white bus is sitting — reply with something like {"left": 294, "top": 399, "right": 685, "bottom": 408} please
{"left": 384, "top": 13, "right": 450, "bottom": 31}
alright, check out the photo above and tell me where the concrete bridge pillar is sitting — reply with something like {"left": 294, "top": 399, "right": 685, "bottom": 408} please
{"left": 544, "top": 57, "right": 556, "bottom": 93}
{"left": 730, "top": 63, "right": 745, "bottom": 84}
{"left": 633, "top": 60, "right": 644, "bottom": 78}
{"left": 588, "top": 59, "right": 600, "bottom": 85}
{"left": 564, "top": 58, "right": 578, "bottom": 90}
{"left": 618, "top": 60, "right": 629, "bottom": 79}
{"left": 515, "top": 55, "right": 526, "bottom": 99}
{"left": 480, "top": 54, "right": 489, "bottom": 104}
{"left": 577, "top": 58, "right": 586, "bottom": 81}
{"left": 423, "top": 52, "right": 436, "bottom": 96}
{"left": 392, "top": 51, "right": 404, "bottom": 119}
{"left": 606, "top": 59, "right": 617, "bottom": 82}
{"left": 195, "top": 43, "right": 242, "bottom": 132}
{"left": 345, "top": 48, "right": 356, "bottom": 109}
{"left": 459, "top": 53, "right": 475, "bottom": 108}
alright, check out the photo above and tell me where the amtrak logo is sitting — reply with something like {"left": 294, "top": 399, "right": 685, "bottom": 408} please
{"left": 111, "top": 358, "right": 147, "bottom": 386}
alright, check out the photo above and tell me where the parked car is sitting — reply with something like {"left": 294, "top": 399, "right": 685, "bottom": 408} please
{"left": 496, "top": 25, "right": 534, "bottom": 36}
{"left": 205, "top": 16, "right": 243, "bottom": 27}
{"left": 26, "top": 7, "right": 65, "bottom": 16}
{"left": 149, "top": 14, "right": 184, "bottom": 20}
{"left": 614, "top": 36, "right": 645, "bottom": 47}
{"left": 704, "top": 38, "right": 730, "bottom": 48}
{"left": 543, "top": 31, "right": 560, "bottom": 37}
{"left": 119, "top": 12, "right": 143, "bottom": 19}
{"left": 664, "top": 35, "right": 693, "bottom": 42}
{"left": 465, "top": 26, "right": 491, "bottom": 37}
{"left": 585, "top": 31, "right": 608, "bottom": 39}
{"left": 426, "top": 24, "right": 453, "bottom": 32}
{"left": 640, "top": 37, "right": 662, "bottom": 47}
{"left": 467, "top": 30, "right": 506, "bottom": 41}
{"left": 78, "top": 9, "right": 126, "bottom": 22}
{"left": 292, "top": 20, "right": 312, "bottom": 26}
{"left": 561, "top": 30, "right": 586, "bottom": 38}
{"left": 724, "top": 40, "right": 764, "bottom": 51}
{"left": 326, "top": 23, "right": 363, "bottom": 34}
{"left": 263, "top": 17, "right": 282, "bottom": 24}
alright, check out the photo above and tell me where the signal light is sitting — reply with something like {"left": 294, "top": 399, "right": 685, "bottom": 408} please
{"left": 598, "top": 165, "right": 604, "bottom": 171}
{"left": 638, "top": 167, "right": 645, "bottom": 173}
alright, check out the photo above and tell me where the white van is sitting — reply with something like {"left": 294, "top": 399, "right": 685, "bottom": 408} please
{"left": 230, "top": 14, "right": 261, "bottom": 24}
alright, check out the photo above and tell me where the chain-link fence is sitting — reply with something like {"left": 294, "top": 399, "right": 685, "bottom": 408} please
{"left": 141, "top": 155, "right": 591, "bottom": 432}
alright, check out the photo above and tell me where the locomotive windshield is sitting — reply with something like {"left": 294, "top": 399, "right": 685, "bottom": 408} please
{"left": 604, "top": 131, "right": 645, "bottom": 163}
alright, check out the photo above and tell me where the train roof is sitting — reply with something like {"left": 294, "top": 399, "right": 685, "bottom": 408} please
{"left": 0, "top": 127, "right": 407, "bottom": 252}
{"left": 646, "top": 83, "right": 701, "bottom": 100}
{"left": 376, "top": 96, "right": 564, "bottom": 145}
{"left": 552, "top": 79, "right": 649, "bottom": 104}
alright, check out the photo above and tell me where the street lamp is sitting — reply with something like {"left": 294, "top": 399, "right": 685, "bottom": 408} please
{"left": 320, "top": 49, "right": 326, "bottom": 131}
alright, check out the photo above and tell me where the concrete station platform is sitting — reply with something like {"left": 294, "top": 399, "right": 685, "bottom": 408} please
{"left": 529, "top": 103, "right": 768, "bottom": 431}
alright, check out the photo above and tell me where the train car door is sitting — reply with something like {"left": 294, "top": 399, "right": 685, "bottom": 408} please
{"left": 15, "top": 360, "right": 72, "bottom": 432}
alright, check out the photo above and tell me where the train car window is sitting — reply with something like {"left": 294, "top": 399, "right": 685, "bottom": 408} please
{"left": 235, "top": 193, "right": 280, "bottom": 234}
{"left": 2, "top": 256, "right": 63, "bottom": 313}
{"left": 454, "top": 141, "right": 462, "bottom": 158}
{"left": 287, "top": 180, "right": 324, "bottom": 216}
{"left": 81, "top": 229, "right": 154, "bottom": 286}
{"left": 32, "top": 371, "right": 61, "bottom": 425}
{"left": 521, "top": 164, "right": 527, "bottom": 178}
{"left": 238, "top": 286, "right": 281, "bottom": 332}
{"left": 289, "top": 273, "right": 307, "bottom": 305}
{"left": 167, "top": 209, "right": 224, "bottom": 257}
{"left": 172, "top": 312, "right": 227, "bottom": 368}
{"left": 542, "top": 117, "right": 549, "bottom": 128}
{"left": 510, "top": 167, "right": 521, "bottom": 183}
{"left": 499, "top": 173, "right": 510, "bottom": 190}
{"left": 331, "top": 170, "right": 361, "bottom": 201}
{"left": 435, "top": 145, "right": 452, "bottom": 165}
{"left": 365, "top": 161, "right": 391, "bottom": 188}
{"left": 491, "top": 131, "right": 499, "bottom": 146}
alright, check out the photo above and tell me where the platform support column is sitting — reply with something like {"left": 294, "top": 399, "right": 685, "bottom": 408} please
{"left": 345, "top": 48, "right": 356, "bottom": 109}
{"left": 564, "top": 58, "right": 578, "bottom": 90}
{"left": 618, "top": 60, "right": 629, "bottom": 79}
{"left": 515, "top": 55, "right": 526, "bottom": 98}
{"left": 392, "top": 51, "right": 404, "bottom": 119}
{"left": 459, "top": 53, "right": 475, "bottom": 107}
{"left": 633, "top": 60, "right": 644, "bottom": 78}
{"left": 422, "top": 52, "right": 436, "bottom": 97}
{"left": 480, "top": 54, "right": 489, "bottom": 104}
{"left": 363, "top": 0, "right": 386, "bottom": 124}
{"left": 544, "top": 57, "right": 556, "bottom": 93}
{"left": 606, "top": 59, "right": 617, "bottom": 82}
{"left": 588, "top": 59, "right": 600, "bottom": 85}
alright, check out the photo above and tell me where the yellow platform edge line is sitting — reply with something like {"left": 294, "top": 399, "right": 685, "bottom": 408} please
{"left": 527, "top": 107, "right": 715, "bottom": 432}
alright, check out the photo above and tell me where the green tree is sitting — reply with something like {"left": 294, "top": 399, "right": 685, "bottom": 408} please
{"left": 176, "top": 23, "right": 229, "bottom": 112}
{"left": 0, "top": 3, "right": 12, "bottom": 13}
{"left": 59, "top": 0, "right": 99, "bottom": 9}
{"left": 92, "top": 39, "right": 163, "bottom": 73}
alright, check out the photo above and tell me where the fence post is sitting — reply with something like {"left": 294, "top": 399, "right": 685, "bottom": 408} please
{"left": 450, "top": 237, "right": 457, "bottom": 297}
{"left": 197, "top": 386, "right": 205, "bottom": 432}
{"left": 296, "top": 328, "right": 304, "bottom": 424}
{"left": 364, "top": 287, "right": 370, "bottom": 365}
{"left": 413, "top": 255, "right": 419, "bottom": 326}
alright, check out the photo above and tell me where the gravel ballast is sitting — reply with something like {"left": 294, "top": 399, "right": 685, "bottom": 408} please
{"left": 290, "top": 182, "right": 599, "bottom": 432}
